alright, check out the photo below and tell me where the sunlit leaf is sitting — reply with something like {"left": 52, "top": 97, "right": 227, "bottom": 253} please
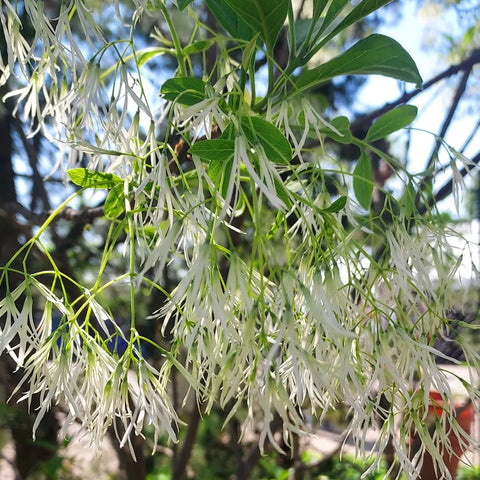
{"left": 365, "top": 105, "right": 418, "bottom": 142}
{"left": 319, "top": 0, "right": 349, "bottom": 39}
{"left": 296, "top": 34, "right": 423, "bottom": 93}
{"left": 183, "top": 39, "right": 214, "bottom": 55}
{"left": 313, "top": 0, "right": 333, "bottom": 21}
{"left": 241, "top": 33, "right": 260, "bottom": 71}
{"left": 136, "top": 48, "right": 167, "bottom": 68}
{"left": 104, "top": 184, "right": 125, "bottom": 219}
{"left": 68, "top": 168, "right": 123, "bottom": 189}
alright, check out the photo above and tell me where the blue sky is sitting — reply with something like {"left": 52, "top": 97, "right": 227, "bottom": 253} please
{"left": 357, "top": 2, "right": 480, "bottom": 217}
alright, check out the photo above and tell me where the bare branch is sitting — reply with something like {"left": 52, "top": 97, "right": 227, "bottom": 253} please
{"left": 295, "top": 0, "right": 307, "bottom": 20}
{"left": 171, "top": 404, "right": 201, "bottom": 480}
{"left": 419, "top": 150, "right": 480, "bottom": 216}
{"left": 352, "top": 48, "right": 480, "bottom": 133}
{"left": 460, "top": 118, "right": 480, "bottom": 154}
{"left": 425, "top": 66, "right": 473, "bottom": 170}
{"left": 3, "top": 201, "right": 105, "bottom": 225}
{"left": 11, "top": 107, "right": 52, "bottom": 213}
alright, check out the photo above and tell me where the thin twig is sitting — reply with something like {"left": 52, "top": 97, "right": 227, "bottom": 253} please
{"left": 460, "top": 118, "right": 480, "bottom": 154}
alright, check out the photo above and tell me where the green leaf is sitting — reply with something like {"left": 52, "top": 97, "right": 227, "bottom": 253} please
{"left": 104, "top": 184, "right": 125, "bottom": 219}
{"left": 160, "top": 77, "right": 206, "bottom": 106}
{"left": 189, "top": 139, "right": 235, "bottom": 163}
{"left": 223, "top": 0, "right": 289, "bottom": 51}
{"left": 312, "top": 0, "right": 331, "bottom": 21}
{"left": 320, "top": 116, "right": 353, "bottom": 144}
{"left": 296, "top": 34, "right": 423, "bottom": 93}
{"left": 209, "top": 158, "right": 233, "bottom": 197}
{"left": 365, "top": 105, "right": 418, "bottom": 142}
{"left": 67, "top": 168, "right": 123, "bottom": 189}
{"left": 177, "top": 0, "right": 194, "bottom": 10}
{"left": 205, "top": 0, "right": 255, "bottom": 41}
{"left": 136, "top": 48, "right": 166, "bottom": 68}
{"left": 294, "top": 18, "right": 313, "bottom": 52}
{"left": 241, "top": 33, "right": 260, "bottom": 71}
{"left": 320, "top": 0, "right": 394, "bottom": 47}
{"left": 274, "top": 177, "right": 292, "bottom": 208}
{"left": 353, "top": 151, "right": 373, "bottom": 210}
{"left": 323, "top": 196, "right": 347, "bottom": 213}
{"left": 241, "top": 116, "right": 292, "bottom": 165}
{"left": 220, "top": 123, "right": 236, "bottom": 141}
{"left": 189, "top": 139, "right": 235, "bottom": 197}
{"left": 400, "top": 180, "right": 416, "bottom": 217}
{"left": 318, "top": 0, "right": 349, "bottom": 39}
{"left": 183, "top": 39, "right": 214, "bottom": 55}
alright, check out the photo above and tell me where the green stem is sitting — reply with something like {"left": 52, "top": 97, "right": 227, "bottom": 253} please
{"left": 287, "top": 2, "right": 296, "bottom": 64}
{"left": 160, "top": 4, "right": 186, "bottom": 76}
{"left": 128, "top": 212, "right": 136, "bottom": 331}
{"left": 266, "top": 46, "right": 275, "bottom": 100}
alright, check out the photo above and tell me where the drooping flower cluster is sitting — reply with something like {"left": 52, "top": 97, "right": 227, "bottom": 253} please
{"left": 0, "top": 1, "right": 479, "bottom": 478}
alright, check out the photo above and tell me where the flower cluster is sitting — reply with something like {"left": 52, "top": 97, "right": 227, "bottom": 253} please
{"left": 0, "top": 1, "right": 479, "bottom": 478}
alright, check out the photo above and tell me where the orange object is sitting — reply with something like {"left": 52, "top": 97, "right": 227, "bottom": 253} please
{"left": 416, "top": 391, "right": 475, "bottom": 480}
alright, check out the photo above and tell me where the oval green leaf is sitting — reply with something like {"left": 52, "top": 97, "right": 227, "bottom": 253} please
{"left": 183, "top": 39, "right": 214, "bottom": 56}
{"left": 365, "top": 105, "right": 418, "bottom": 142}
{"left": 189, "top": 139, "right": 235, "bottom": 163}
{"left": 296, "top": 34, "right": 423, "bottom": 93}
{"left": 241, "top": 116, "right": 292, "bottom": 165}
{"left": 160, "top": 77, "right": 207, "bottom": 106}
{"left": 104, "top": 184, "right": 125, "bottom": 219}
{"left": 353, "top": 150, "right": 373, "bottom": 210}
{"left": 320, "top": 116, "right": 353, "bottom": 144}
{"left": 190, "top": 139, "right": 236, "bottom": 196}
{"left": 323, "top": 196, "right": 347, "bottom": 213}
{"left": 205, "top": 0, "right": 255, "bottom": 41}
{"left": 68, "top": 168, "right": 123, "bottom": 189}
{"left": 224, "top": 0, "right": 289, "bottom": 51}
{"left": 399, "top": 180, "right": 417, "bottom": 217}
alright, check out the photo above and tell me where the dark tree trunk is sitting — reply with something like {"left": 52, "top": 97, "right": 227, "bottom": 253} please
{"left": 0, "top": 87, "right": 60, "bottom": 479}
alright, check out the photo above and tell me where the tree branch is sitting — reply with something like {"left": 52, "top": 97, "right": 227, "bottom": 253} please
{"left": 425, "top": 66, "right": 473, "bottom": 170}
{"left": 419, "top": 150, "right": 480, "bottom": 216}
{"left": 11, "top": 116, "right": 51, "bottom": 213}
{"left": 3, "top": 201, "right": 105, "bottom": 225}
{"left": 171, "top": 404, "right": 202, "bottom": 480}
{"left": 351, "top": 48, "right": 480, "bottom": 133}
